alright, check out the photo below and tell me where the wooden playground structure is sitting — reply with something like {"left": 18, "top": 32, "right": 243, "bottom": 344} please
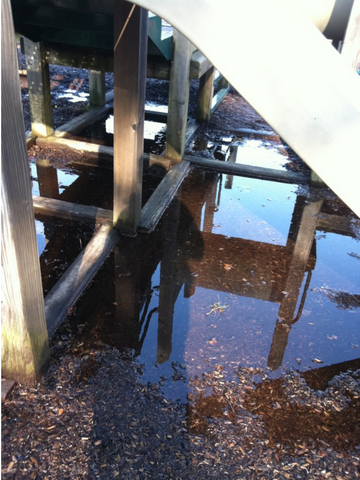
{"left": 2, "top": 0, "right": 360, "bottom": 390}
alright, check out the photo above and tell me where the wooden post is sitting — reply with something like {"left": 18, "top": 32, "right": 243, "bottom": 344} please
{"left": 165, "top": 29, "right": 193, "bottom": 162}
{"left": 341, "top": 0, "right": 360, "bottom": 71}
{"left": 196, "top": 66, "right": 215, "bottom": 122}
{"left": 1, "top": 0, "right": 50, "bottom": 383}
{"left": 23, "top": 38, "right": 54, "bottom": 137}
{"left": 113, "top": 2, "right": 148, "bottom": 234}
{"left": 89, "top": 70, "right": 106, "bottom": 107}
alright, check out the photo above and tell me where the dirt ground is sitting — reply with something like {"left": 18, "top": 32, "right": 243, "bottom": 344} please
{"left": 2, "top": 56, "right": 359, "bottom": 479}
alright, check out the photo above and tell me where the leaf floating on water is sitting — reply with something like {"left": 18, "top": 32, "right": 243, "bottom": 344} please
{"left": 295, "top": 358, "right": 301, "bottom": 365}
{"left": 312, "top": 358, "right": 323, "bottom": 364}
{"left": 206, "top": 302, "right": 230, "bottom": 316}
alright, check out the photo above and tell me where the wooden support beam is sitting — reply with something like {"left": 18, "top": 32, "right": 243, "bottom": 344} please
{"left": 89, "top": 70, "right": 106, "bottom": 107}
{"left": 33, "top": 196, "right": 113, "bottom": 224}
{"left": 184, "top": 154, "right": 309, "bottom": 184}
{"left": 165, "top": 29, "right": 193, "bottom": 162}
{"left": 139, "top": 161, "right": 191, "bottom": 233}
{"left": 45, "top": 223, "right": 120, "bottom": 337}
{"left": 196, "top": 66, "right": 215, "bottom": 122}
{"left": 23, "top": 37, "right": 54, "bottom": 137}
{"left": 1, "top": 0, "right": 50, "bottom": 383}
{"left": 44, "top": 45, "right": 210, "bottom": 80}
{"left": 37, "top": 136, "right": 114, "bottom": 164}
{"left": 210, "top": 86, "right": 230, "bottom": 115}
{"left": 226, "top": 127, "right": 277, "bottom": 137}
{"left": 55, "top": 104, "right": 112, "bottom": 138}
{"left": 113, "top": 2, "right": 148, "bottom": 234}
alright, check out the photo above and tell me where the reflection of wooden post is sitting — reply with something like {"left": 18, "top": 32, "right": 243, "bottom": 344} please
{"left": 157, "top": 200, "right": 181, "bottom": 364}
{"left": 89, "top": 70, "right": 106, "bottom": 107}
{"left": 268, "top": 198, "right": 323, "bottom": 370}
{"left": 114, "top": 242, "right": 141, "bottom": 349}
{"left": 23, "top": 38, "right": 53, "bottom": 137}
{"left": 113, "top": 2, "right": 148, "bottom": 234}
{"left": 1, "top": 0, "right": 50, "bottom": 383}
{"left": 196, "top": 66, "right": 215, "bottom": 122}
{"left": 36, "top": 159, "right": 59, "bottom": 199}
{"left": 165, "top": 29, "right": 193, "bottom": 162}
{"left": 203, "top": 176, "right": 218, "bottom": 233}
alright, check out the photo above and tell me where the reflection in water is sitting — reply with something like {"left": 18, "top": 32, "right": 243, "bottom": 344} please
{"left": 55, "top": 168, "right": 360, "bottom": 407}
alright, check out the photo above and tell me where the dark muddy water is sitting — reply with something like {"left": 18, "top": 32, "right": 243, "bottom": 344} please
{"left": 33, "top": 159, "right": 360, "bottom": 404}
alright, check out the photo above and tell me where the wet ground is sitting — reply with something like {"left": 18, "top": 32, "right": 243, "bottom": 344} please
{"left": 2, "top": 60, "right": 360, "bottom": 479}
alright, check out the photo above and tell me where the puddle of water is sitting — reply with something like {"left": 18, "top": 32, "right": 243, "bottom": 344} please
{"left": 31, "top": 159, "right": 163, "bottom": 291}
{"left": 60, "top": 169, "right": 360, "bottom": 404}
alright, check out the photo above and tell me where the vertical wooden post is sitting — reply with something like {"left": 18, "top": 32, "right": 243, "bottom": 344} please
{"left": 23, "top": 38, "right": 54, "bottom": 137}
{"left": 89, "top": 70, "right": 106, "bottom": 107}
{"left": 196, "top": 66, "right": 215, "bottom": 122}
{"left": 165, "top": 29, "right": 193, "bottom": 162}
{"left": 341, "top": 0, "right": 360, "bottom": 71}
{"left": 1, "top": 0, "right": 50, "bottom": 383}
{"left": 113, "top": 2, "right": 148, "bottom": 235}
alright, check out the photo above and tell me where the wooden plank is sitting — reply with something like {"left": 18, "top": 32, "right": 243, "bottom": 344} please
{"left": 184, "top": 154, "right": 309, "bottom": 184}
{"left": 1, "top": 379, "right": 16, "bottom": 402}
{"left": 54, "top": 104, "right": 112, "bottom": 138}
{"left": 1, "top": 0, "right": 50, "bottom": 383}
{"left": 196, "top": 66, "right": 215, "bottom": 122}
{"left": 165, "top": 29, "right": 193, "bottom": 161}
{"left": 33, "top": 196, "right": 113, "bottom": 224}
{"left": 23, "top": 37, "right": 54, "bottom": 137}
{"left": 89, "top": 70, "right": 106, "bottom": 106}
{"left": 113, "top": 2, "right": 148, "bottom": 234}
{"left": 190, "top": 49, "right": 212, "bottom": 78}
{"left": 45, "top": 223, "right": 120, "bottom": 337}
{"left": 139, "top": 161, "right": 190, "bottom": 232}
{"left": 37, "top": 136, "right": 114, "bottom": 161}
{"left": 341, "top": 0, "right": 360, "bottom": 70}
{"left": 226, "top": 127, "right": 277, "bottom": 137}
{"left": 210, "top": 86, "right": 230, "bottom": 114}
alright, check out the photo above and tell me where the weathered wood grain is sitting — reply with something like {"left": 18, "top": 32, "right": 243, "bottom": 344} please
{"left": 89, "top": 70, "right": 106, "bottom": 106}
{"left": 113, "top": 2, "right": 148, "bottom": 234}
{"left": 139, "top": 161, "right": 191, "bottom": 232}
{"left": 54, "top": 104, "right": 112, "bottom": 138}
{"left": 184, "top": 154, "right": 309, "bottom": 184}
{"left": 1, "top": 0, "right": 50, "bottom": 383}
{"left": 165, "top": 29, "right": 194, "bottom": 161}
{"left": 45, "top": 223, "right": 120, "bottom": 336}
{"left": 196, "top": 66, "right": 215, "bottom": 122}
{"left": 23, "top": 37, "right": 54, "bottom": 137}
{"left": 33, "top": 195, "right": 113, "bottom": 224}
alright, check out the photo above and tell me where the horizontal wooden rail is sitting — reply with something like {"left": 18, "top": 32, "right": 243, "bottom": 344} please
{"left": 33, "top": 196, "right": 112, "bottom": 224}
{"left": 139, "top": 161, "right": 191, "bottom": 232}
{"left": 45, "top": 222, "right": 120, "bottom": 336}
{"left": 184, "top": 154, "right": 309, "bottom": 184}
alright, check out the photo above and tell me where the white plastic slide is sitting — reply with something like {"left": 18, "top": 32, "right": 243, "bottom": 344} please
{"left": 126, "top": 0, "right": 360, "bottom": 217}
